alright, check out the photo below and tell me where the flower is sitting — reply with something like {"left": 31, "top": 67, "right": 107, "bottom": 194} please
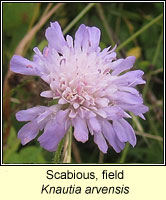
{"left": 10, "top": 21, "right": 148, "bottom": 153}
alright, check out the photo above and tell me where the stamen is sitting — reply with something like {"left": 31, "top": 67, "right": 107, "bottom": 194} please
{"left": 60, "top": 58, "right": 66, "bottom": 65}
{"left": 26, "top": 65, "right": 33, "bottom": 69}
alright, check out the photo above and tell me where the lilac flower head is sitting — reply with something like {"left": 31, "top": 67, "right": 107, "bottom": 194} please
{"left": 10, "top": 21, "right": 148, "bottom": 153}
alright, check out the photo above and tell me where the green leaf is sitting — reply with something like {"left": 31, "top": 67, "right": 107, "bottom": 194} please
{"left": 3, "top": 3, "right": 37, "bottom": 53}
{"left": 3, "top": 126, "right": 20, "bottom": 163}
{"left": 138, "top": 60, "right": 150, "bottom": 71}
{"left": 6, "top": 146, "right": 46, "bottom": 164}
{"left": 48, "top": 99, "right": 59, "bottom": 106}
{"left": 19, "top": 146, "right": 46, "bottom": 163}
{"left": 3, "top": 3, "right": 36, "bottom": 33}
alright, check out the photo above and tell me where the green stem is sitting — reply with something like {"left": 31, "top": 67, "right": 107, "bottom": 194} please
{"left": 150, "top": 67, "right": 163, "bottom": 75}
{"left": 135, "top": 131, "right": 163, "bottom": 142}
{"left": 152, "top": 30, "right": 163, "bottom": 66}
{"left": 68, "top": 126, "right": 73, "bottom": 162}
{"left": 53, "top": 137, "right": 65, "bottom": 163}
{"left": 115, "top": 3, "right": 123, "bottom": 35}
{"left": 53, "top": 126, "right": 73, "bottom": 163}
{"left": 63, "top": 3, "right": 95, "bottom": 35}
{"left": 116, "top": 13, "right": 163, "bottom": 51}
{"left": 119, "top": 143, "right": 129, "bottom": 163}
{"left": 131, "top": 113, "right": 149, "bottom": 146}
{"left": 98, "top": 151, "right": 104, "bottom": 163}
{"left": 143, "top": 29, "right": 163, "bottom": 99}
{"left": 63, "top": 126, "right": 73, "bottom": 163}
{"left": 147, "top": 112, "right": 163, "bottom": 150}
{"left": 96, "top": 3, "right": 115, "bottom": 46}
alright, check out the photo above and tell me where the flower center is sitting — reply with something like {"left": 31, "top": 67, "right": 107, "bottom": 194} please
{"left": 62, "top": 86, "right": 86, "bottom": 109}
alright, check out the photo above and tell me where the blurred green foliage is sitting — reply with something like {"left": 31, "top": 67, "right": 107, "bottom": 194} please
{"left": 3, "top": 2, "right": 164, "bottom": 164}
{"left": 3, "top": 3, "right": 36, "bottom": 51}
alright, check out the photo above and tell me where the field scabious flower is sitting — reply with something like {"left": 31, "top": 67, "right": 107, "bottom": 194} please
{"left": 10, "top": 21, "right": 148, "bottom": 153}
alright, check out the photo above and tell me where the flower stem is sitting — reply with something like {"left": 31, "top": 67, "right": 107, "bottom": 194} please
{"left": 98, "top": 151, "right": 104, "bottom": 163}
{"left": 143, "top": 29, "right": 163, "bottom": 99}
{"left": 53, "top": 137, "right": 65, "bottom": 163}
{"left": 96, "top": 3, "right": 115, "bottom": 47}
{"left": 63, "top": 3, "right": 95, "bottom": 35}
{"left": 152, "top": 30, "right": 163, "bottom": 66}
{"left": 53, "top": 126, "right": 73, "bottom": 164}
{"left": 62, "top": 126, "right": 73, "bottom": 163}
{"left": 119, "top": 142, "right": 129, "bottom": 163}
{"left": 116, "top": 13, "right": 163, "bottom": 51}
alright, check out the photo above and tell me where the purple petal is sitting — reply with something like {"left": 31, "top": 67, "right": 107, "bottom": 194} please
{"left": 94, "top": 131, "right": 108, "bottom": 153}
{"left": 88, "top": 117, "right": 101, "bottom": 133}
{"left": 104, "top": 106, "right": 125, "bottom": 120}
{"left": 56, "top": 109, "right": 71, "bottom": 131}
{"left": 69, "top": 109, "right": 77, "bottom": 118}
{"left": 78, "top": 107, "right": 96, "bottom": 119}
{"left": 113, "top": 120, "right": 128, "bottom": 142}
{"left": 87, "top": 26, "right": 101, "bottom": 50}
{"left": 38, "top": 118, "right": 67, "bottom": 152}
{"left": 37, "top": 110, "right": 51, "bottom": 123}
{"left": 113, "top": 119, "right": 136, "bottom": 147}
{"left": 74, "top": 24, "right": 88, "bottom": 51}
{"left": 40, "top": 90, "right": 54, "bottom": 98}
{"left": 119, "top": 103, "right": 149, "bottom": 116}
{"left": 58, "top": 98, "right": 68, "bottom": 104}
{"left": 104, "top": 52, "right": 117, "bottom": 62}
{"left": 18, "top": 120, "right": 39, "bottom": 145}
{"left": 112, "top": 70, "right": 146, "bottom": 87}
{"left": 119, "top": 119, "right": 136, "bottom": 146}
{"left": 138, "top": 114, "right": 146, "bottom": 120}
{"left": 56, "top": 109, "right": 70, "bottom": 126}
{"left": 95, "top": 109, "right": 107, "bottom": 118}
{"left": 66, "top": 35, "right": 74, "bottom": 49}
{"left": 41, "top": 74, "right": 51, "bottom": 84}
{"left": 33, "top": 47, "right": 49, "bottom": 74}
{"left": 111, "top": 56, "right": 136, "bottom": 75}
{"left": 111, "top": 91, "right": 143, "bottom": 105}
{"left": 16, "top": 106, "right": 46, "bottom": 121}
{"left": 33, "top": 47, "right": 43, "bottom": 58}
{"left": 101, "top": 119, "right": 125, "bottom": 153}
{"left": 42, "top": 47, "right": 50, "bottom": 58}
{"left": 45, "top": 21, "right": 67, "bottom": 53}
{"left": 127, "top": 70, "right": 146, "bottom": 87}
{"left": 72, "top": 117, "right": 89, "bottom": 143}
{"left": 100, "top": 46, "right": 111, "bottom": 58}
{"left": 119, "top": 86, "right": 139, "bottom": 95}
{"left": 10, "top": 55, "right": 38, "bottom": 76}
{"left": 96, "top": 97, "right": 109, "bottom": 107}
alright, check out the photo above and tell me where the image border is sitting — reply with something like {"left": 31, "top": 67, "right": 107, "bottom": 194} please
{"left": 1, "top": 0, "right": 165, "bottom": 167}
